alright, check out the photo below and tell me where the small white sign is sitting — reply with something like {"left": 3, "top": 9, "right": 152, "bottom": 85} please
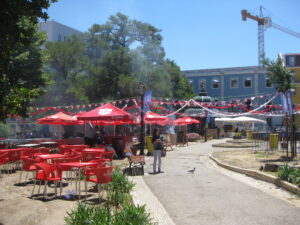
{"left": 98, "top": 108, "right": 112, "bottom": 115}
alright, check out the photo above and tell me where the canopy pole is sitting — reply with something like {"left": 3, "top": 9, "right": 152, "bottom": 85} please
{"left": 59, "top": 125, "right": 62, "bottom": 139}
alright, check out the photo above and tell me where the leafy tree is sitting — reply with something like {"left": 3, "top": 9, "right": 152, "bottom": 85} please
{"left": 165, "top": 59, "right": 194, "bottom": 99}
{"left": 41, "top": 12, "right": 194, "bottom": 105}
{"left": 0, "top": 124, "right": 11, "bottom": 138}
{"left": 262, "top": 56, "right": 293, "bottom": 92}
{"left": 0, "top": 0, "right": 56, "bottom": 122}
{"left": 36, "top": 35, "right": 89, "bottom": 106}
{"left": 262, "top": 55, "right": 296, "bottom": 158}
{"left": 83, "top": 13, "right": 177, "bottom": 100}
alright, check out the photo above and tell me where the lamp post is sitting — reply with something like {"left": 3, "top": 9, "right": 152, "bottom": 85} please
{"left": 139, "top": 82, "right": 145, "bottom": 155}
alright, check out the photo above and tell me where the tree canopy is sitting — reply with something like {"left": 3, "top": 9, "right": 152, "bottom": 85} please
{"left": 0, "top": 0, "right": 56, "bottom": 122}
{"left": 262, "top": 55, "right": 293, "bottom": 93}
{"left": 39, "top": 13, "right": 194, "bottom": 107}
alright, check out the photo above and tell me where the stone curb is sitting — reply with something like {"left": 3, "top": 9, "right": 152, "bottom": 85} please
{"left": 209, "top": 153, "right": 300, "bottom": 196}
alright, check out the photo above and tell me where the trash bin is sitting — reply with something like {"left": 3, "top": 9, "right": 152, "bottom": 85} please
{"left": 146, "top": 136, "right": 153, "bottom": 155}
{"left": 247, "top": 130, "right": 253, "bottom": 139}
{"left": 269, "top": 133, "right": 278, "bottom": 149}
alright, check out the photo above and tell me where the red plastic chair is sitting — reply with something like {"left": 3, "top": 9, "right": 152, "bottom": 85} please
{"left": 89, "top": 159, "right": 106, "bottom": 168}
{"left": 20, "top": 148, "right": 37, "bottom": 158}
{"left": 58, "top": 145, "right": 73, "bottom": 154}
{"left": 7, "top": 150, "right": 22, "bottom": 171}
{"left": 83, "top": 159, "right": 107, "bottom": 182}
{"left": 81, "top": 151, "right": 97, "bottom": 162}
{"left": 0, "top": 152, "right": 8, "bottom": 180}
{"left": 53, "top": 155, "right": 81, "bottom": 180}
{"left": 84, "top": 166, "right": 113, "bottom": 202}
{"left": 101, "top": 151, "right": 115, "bottom": 166}
{"left": 19, "top": 157, "right": 40, "bottom": 184}
{"left": 31, "top": 163, "right": 63, "bottom": 199}
{"left": 63, "top": 145, "right": 88, "bottom": 153}
{"left": 35, "top": 147, "right": 50, "bottom": 154}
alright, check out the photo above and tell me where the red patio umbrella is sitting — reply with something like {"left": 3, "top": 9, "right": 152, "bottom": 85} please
{"left": 173, "top": 117, "right": 200, "bottom": 126}
{"left": 36, "top": 112, "right": 82, "bottom": 125}
{"left": 36, "top": 112, "right": 83, "bottom": 139}
{"left": 77, "top": 103, "right": 136, "bottom": 125}
{"left": 144, "top": 111, "right": 170, "bottom": 126}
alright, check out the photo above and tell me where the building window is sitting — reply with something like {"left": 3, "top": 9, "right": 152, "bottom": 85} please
{"left": 287, "top": 56, "right": 296, "bottom": 67}
{"left": 265, "top": 77, "right": 272, "bottom": 88}
{"left": 290, "top": 70, "right": 296, "bottom": 83}
{"left": 58, "top": 34, "right": 62, "bottom": 41}
{"left": 212, "top": 78, "right": 220, "bottom": 89}
{"left": 199, "top": 79, "right": 206, "bottom": 91}
{"left": 244, "top": 77, "right": 252, "bottom": 88}
{"left": 230, "top": 78, "right": 238, "bottom": 88}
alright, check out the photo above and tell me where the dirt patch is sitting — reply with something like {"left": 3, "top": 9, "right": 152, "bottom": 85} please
{"left": 0, "top": 159, "right": 128, "bottom": 225}
{"left": 212, "top": 150, "right": 300, "bottom": 171}
{"left": 212, "top": 143, "right": 258, "bottom": 148}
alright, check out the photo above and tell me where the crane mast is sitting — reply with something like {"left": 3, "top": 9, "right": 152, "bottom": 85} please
{"left": 241, "top": 6, "right": 300, "bottom": 65}
{"left": 241, "top": 6, "right": 265, "bottom": 65}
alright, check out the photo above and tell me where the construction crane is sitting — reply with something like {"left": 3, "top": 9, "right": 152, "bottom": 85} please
{"left": 241, "top": 6, "right": 300, "bottom": 65}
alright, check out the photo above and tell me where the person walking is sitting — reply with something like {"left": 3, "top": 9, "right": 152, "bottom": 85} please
{"left": 152, "top": 128, "right": 163, "bottom": 173}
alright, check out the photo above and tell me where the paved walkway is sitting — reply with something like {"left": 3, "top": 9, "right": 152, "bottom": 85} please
{"left": 131, "top": 139, "right": 300, "bottom": 225}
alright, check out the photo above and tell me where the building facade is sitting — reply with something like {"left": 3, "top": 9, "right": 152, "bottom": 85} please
{"left": 182, "top": 66, "right": 279, "bottom": 105}
{"left": 281, "top": 53, "right": 300, "bottom": 104}
{"left": 39, "top": 20, "right": 82, "bottom": 42}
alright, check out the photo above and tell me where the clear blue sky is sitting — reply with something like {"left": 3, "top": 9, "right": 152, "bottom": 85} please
{"left": 46, "top": 0, "right": 300, "bottom": 70}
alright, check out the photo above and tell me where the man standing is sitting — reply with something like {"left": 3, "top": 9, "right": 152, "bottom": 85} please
{"left": 85, "top": 125, "right": 97, "bottom": 147}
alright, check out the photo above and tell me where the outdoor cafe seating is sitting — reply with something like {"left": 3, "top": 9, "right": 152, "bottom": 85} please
{"left": 31, "top": 162, "right": 63, "bottom": 199}
{"left": 19, "top": 157, "right": 40, "bottom": 184}
{"left": 0, "top": 138, "right": 115, "bottom": 201}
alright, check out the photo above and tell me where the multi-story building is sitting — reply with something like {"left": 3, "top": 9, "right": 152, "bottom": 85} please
{"left": 39, "top": 20, "right": 82, "bottom": 42}
{"left": 281, "top": 53, "right": 300, "bottom": 104}
{"left": 182, "top": 66, "right": 279, "bottom": 106}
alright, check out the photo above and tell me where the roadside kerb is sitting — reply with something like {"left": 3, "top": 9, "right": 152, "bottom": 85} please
{"left": 209, "top": 153, "right": 300, "bottom": 196}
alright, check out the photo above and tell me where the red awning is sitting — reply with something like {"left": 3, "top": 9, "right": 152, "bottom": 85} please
{"left": 173, "top": 117, "right": 200, "bottom": 126}
{"left": 36, "top": 112, "right": 82, "bottom": 125}
{"left": 144, "top": 111, "right": 170, "bottom": 126}
{"left": 77, "top": 103, "right": 136, "bottom": 124}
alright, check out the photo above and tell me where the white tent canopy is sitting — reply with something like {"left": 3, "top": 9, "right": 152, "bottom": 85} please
{"left": 215, "top": 116, "right": 266, "bottom": 124}
{"left": 215, "top": 117, "right": 234, "bottom": 122}
{"left": 231, "top": 116, "right": 266, "bottom": 124}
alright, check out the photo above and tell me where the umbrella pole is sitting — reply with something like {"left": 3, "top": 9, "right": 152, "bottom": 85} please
{"left": 59, "top": 125, "right": 62, "bottom": 139}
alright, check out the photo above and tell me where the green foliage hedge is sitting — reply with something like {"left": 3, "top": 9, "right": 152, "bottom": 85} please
{"left": 65, "top": 166, "right": 153, "bottom": 225}
{"left": 278, "top": 164, "right": 300, "bottom": 186}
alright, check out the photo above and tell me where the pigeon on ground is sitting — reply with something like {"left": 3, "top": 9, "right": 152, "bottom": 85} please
{"left": 187, "top": 168, "right": 196, "bottom": 173}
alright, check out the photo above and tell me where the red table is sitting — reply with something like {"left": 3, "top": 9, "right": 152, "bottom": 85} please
{"left": 58, "top": 162, "right": 99, "bottom": 200}
{"left": 82, "top": 148, "right": 105, "bottom": 153}
{"left": 81, "top": 148, "right": 105, "bottom": 161}
{"left": 35, "top": 154, "right": 68, "bottom": 163}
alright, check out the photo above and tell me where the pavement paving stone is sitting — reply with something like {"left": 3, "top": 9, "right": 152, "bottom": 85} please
{"left": 132, "top": 139, "right": 300, "bottom": 225}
